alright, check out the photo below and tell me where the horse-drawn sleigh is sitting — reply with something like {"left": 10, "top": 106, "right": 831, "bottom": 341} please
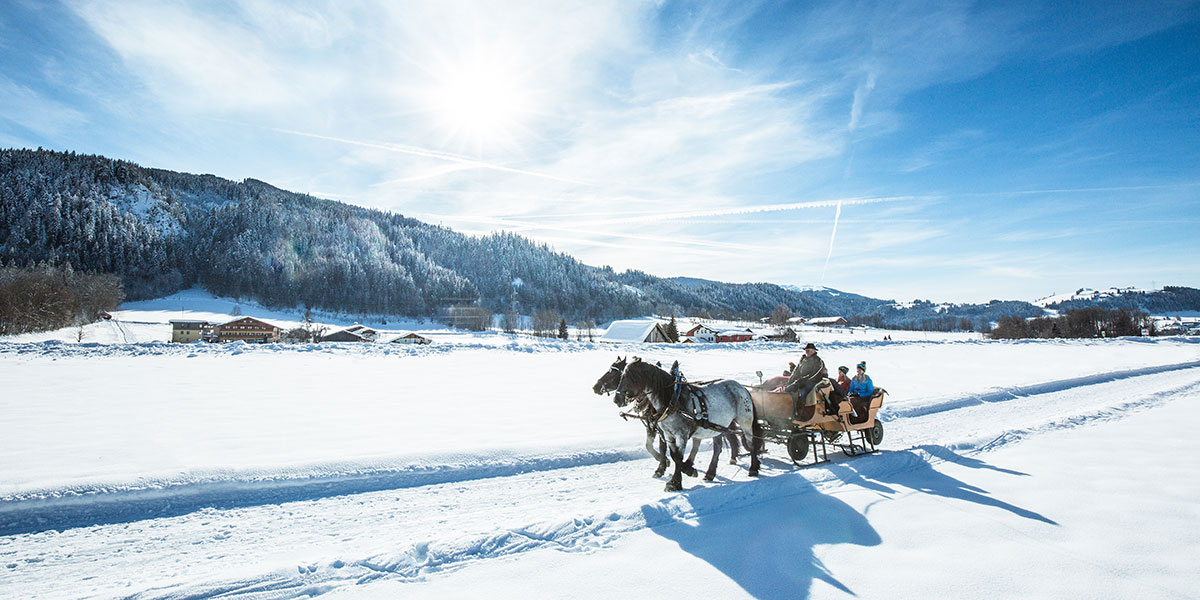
{"left": 746, "top": 372, "right": 886, "bottom": 466}
{"left": 593, "top": 356, "right": 886, "bottom": 491}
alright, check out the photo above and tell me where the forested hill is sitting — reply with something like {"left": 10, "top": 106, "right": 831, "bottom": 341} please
{"left": 1042, "top": 287, "right": 1200, "bottom": 315}
{"left": 1, "top": 148, "right": 1049, "bottom": 328}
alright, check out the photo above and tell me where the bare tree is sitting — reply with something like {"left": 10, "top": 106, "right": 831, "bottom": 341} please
{"left": 531, "top": 310, "right": 560, "bottom": 337}
{"left": 770, "top": 303, "right": 792, "bottom": 325}
{"left": 502, "top": 310, "right": 520, "bottom": 334}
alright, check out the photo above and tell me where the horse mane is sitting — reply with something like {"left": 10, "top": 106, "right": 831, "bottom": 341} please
{"left": 623, "top": 359, "right": 674, "bottom": 400}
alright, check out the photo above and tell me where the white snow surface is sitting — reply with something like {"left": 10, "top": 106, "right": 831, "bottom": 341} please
{"left": 2, "top": 293, "right": 1199, "bottom": 598}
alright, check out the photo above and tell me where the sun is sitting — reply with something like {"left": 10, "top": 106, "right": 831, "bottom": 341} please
{"left": 425, "top": 53, "right": 533, "bottom": 150}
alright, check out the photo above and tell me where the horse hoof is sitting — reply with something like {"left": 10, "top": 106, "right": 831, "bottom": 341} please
{"left": 683, "top": 468, "right": 698, "bottom": 478}
{"left": 748, "top": 468, "right": 759, "bottom": 477}
{"left": 652, "top": 469, "right": 666, "bottom": 478}
{"left": 703, "top": 475, "right": 715, "bottom": 482}
{"left": 665, "top": 481, "right": 683, "bottom": 492}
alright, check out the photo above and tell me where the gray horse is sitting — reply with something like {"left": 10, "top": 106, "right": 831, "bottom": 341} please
{"left": 615, "top": 358, "right": 761, "bottom": 491}
{"left": 592, "top": 356, "right": 739, "bottom": 479}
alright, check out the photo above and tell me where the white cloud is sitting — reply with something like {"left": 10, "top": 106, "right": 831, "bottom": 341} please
{"left": 0, "top": 75, "right": 88, "bottom": 139}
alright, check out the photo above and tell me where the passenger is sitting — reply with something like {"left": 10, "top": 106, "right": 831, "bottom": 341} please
{"left": 772, "top": 342, "right": 826, "bottom": 419}
{"left": 848, "top": 362, "right": 874, "bottom": 399}
{"left": 783, "top": 361, "right": 796, "bottom": 377}
{"left": 835, "top": 365, "right": 851, "bottom": 394}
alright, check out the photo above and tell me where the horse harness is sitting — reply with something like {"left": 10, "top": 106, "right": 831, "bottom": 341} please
{"left": 658, "top": 374, "right": 737, "bottom": 436}
{"left": 616, "top": 363, "right": 737, "bottom": 436}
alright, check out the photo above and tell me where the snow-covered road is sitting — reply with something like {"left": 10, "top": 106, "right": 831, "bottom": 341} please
{"left": 2, "top": 339, "right": 1197, "bottom": 599}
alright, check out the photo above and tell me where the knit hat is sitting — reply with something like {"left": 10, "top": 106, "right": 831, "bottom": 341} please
{"left": 838, "top": 366, "right": 848, "bottom": 373}
{"left": 856, "top": 361, "right": 866, "bottom": 370}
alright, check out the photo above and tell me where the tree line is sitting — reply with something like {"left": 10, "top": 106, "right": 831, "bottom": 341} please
{"left": 0, "top": 262, "right": 123, "bottom": 335}
{"left": 990, "top": 307, "right": 1153, "bottom": 339}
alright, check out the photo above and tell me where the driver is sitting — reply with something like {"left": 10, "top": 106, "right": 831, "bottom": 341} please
{"left": 773, "top": 342, "right": 826, "bottom": 420}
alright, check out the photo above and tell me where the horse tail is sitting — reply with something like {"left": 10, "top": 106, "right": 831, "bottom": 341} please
{"left": 749, "top": 399, "right": 762, "bottom": 476}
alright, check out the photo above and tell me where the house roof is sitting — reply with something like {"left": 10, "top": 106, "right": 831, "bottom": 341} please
{"left": 218, "top": 316, "right": 279, "bottom": 329}
{"left": 599, "top": 320, "right": 669, "bottom": 343}
{"left": 386, "top": 331, "right": 429, "bottom": 342}
{"left": 322, "top": 329, "right": 369, "bottom": 341}
{"left": 807, "top": 316, "right": 846, "bottom": 325}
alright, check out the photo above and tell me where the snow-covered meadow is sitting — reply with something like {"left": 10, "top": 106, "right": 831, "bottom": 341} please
{"left": 2, "top": 294, "right": 1199, "bottom": 599}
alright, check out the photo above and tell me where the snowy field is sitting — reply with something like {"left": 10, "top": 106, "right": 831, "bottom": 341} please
{"left": 2, "top": 295, "right": 1199, "bottom": 598}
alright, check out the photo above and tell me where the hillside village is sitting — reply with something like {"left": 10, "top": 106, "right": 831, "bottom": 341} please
{"left": 169, "top": 317, "right": 431, "bottom": 345}
{"left": 168, "top": 307, "right": 1200, "bottom": 347}
{"left": 168, "top": 310, "right": 866, "bottom": 346}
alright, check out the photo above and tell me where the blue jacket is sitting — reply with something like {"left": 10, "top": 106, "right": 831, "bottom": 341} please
{"left": 849, "top": 375, "right": 874, "bottom": 398}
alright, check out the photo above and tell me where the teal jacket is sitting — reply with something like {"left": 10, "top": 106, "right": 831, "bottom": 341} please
{"left": 849, "top": 374, "right": 874, "bottom": 397}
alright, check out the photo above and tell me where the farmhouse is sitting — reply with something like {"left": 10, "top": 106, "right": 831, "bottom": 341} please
{"left": 598, "top": 320, "right": 674, "bottom": 344}
{"left": 681, "top": 323, "right": 720, "bottom": 343}
{"left": 169, "top": 320, "right": 211, "bottom": 343}
{"left": 321, "top": 324, "right": 379, "bottom": 343}
{"left": 716, "top": 329, "right": 753, "bottom": 343}
{"left": 807, "top": 316, "right": 847, "bottom": 327}
{"left": 389, "top": 332, "right": 431, "bottom": 345}
{"left": 215, "top": 317, "right": 282, "bottom": 343}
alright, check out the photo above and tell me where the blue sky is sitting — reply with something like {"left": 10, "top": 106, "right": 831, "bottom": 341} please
{"left": 2, "top": 0, "right": 1198, "bottom": 303}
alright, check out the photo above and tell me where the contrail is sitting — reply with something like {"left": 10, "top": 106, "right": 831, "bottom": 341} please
{"left": 820, "top": 199, "right": 843, "bottom": 282}
{"left": 274, "top": 128, "right": 595, "bottom": 187}
{"left": 557, "top": 194, "right": 927, "bottom": 228}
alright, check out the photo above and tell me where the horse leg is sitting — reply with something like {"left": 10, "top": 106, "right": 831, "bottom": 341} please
{"left": 645, "top": 426, "right": 668, "bottom": 478}
{"left": 748, "top": 419, "right": 762, "bottom": 477}
{"left": 704, "top": 435, "right": 722, "bottom": 481}
{"left": 681, "top": 440, "right": 700, "bottom": 477}
{"left": 726, "top": 431, "right": 741, "bottom": 464}
{"left": 665, "top": 441, "right": 685, "bottom": 492}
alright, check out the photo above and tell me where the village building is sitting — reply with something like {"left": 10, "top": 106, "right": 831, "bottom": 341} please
{"left": 715, "top": 329, "right": 754, "bottom": 343}
{"left": 320, "top": 324, "right": 379, "bottom": 343}
{"left": 807, "top": 316, "right": 848, "bottom": 327}
{"left": 681, "top": 323, "right": 720, "bottom": 343}
{"left": 598, "top": 320, "right": 674, "bottom": 344}
{"left": 169, "top": 320, "right": 211, "bottom": 343}
{"left": 214, "top": 317, "right": 282, "bottom": 343}
{"left": 389, "top": 332, "right": 432, "bottom": 345}
{"left": 748, "top": 327, "right": 797, "bottom": 342}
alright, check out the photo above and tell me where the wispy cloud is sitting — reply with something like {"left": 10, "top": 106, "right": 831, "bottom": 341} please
{"left": 276, "top": 128, "right": 596, "bottom": 186}
{"left": 5, "top": 0, "right": 1191, "bottom": 301}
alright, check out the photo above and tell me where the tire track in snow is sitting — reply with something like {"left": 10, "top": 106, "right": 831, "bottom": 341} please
{"left": 881, "top": 359, "right": 1200, "bottom": 420}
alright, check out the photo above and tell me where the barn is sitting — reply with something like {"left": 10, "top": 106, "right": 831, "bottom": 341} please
{"left": 598, "top": 320, "right": 674, "bottom": 344}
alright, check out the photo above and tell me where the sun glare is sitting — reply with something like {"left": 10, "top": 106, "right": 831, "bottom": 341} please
{"left": 426, "top": 54, "right": 532, "bottom": 150}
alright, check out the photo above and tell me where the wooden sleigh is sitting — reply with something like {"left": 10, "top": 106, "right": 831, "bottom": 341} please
{"left": 747, "top": 381, "right": 887, "bottom": 466}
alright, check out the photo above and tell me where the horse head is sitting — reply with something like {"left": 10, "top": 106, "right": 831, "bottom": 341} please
{"left": 614, "top": 357, "right": 667, "bottom": 408}
{"left": 592, "top": 356, "right": 627, "bottom": 396}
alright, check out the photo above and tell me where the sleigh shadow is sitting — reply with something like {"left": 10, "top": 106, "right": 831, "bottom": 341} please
{"left": 645, "top": 445, "right": 1055, "bottom": 598}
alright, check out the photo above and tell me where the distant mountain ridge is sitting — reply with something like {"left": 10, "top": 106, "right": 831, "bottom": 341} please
{"left": 3, "top": 148, "right": 1194, "bottom": 329}
{"left": 1037, "top": 286, "right": 1200, "bottom": 315}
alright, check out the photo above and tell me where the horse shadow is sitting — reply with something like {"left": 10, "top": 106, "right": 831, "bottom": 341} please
{"left": 644, "top": 445, "right": 1056, "bottom": 599}
{"left": 643, "top": 474, "right": 881, "bottom": 599}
